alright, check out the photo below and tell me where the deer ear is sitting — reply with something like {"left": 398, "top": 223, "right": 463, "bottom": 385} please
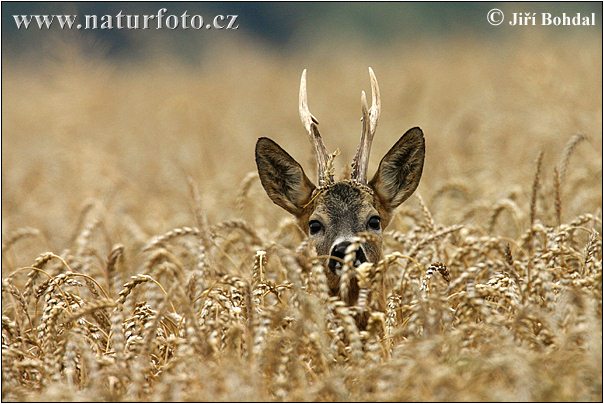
{"left": 255, "top": 137, "right": 316, "bottom": 216}
{"left": 369, "top": 127, "right": 425, "bottom": 210}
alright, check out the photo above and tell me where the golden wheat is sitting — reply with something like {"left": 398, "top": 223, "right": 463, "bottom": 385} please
{"left": 2, "top": 35, "right": 602, "bottom": 401}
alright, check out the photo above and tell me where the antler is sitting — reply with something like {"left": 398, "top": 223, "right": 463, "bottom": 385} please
{"left": 351, "top": 67, "right": 381, "bottom": 184}
{"left": 299, "top": 69, "right": 333, "bottom": 186}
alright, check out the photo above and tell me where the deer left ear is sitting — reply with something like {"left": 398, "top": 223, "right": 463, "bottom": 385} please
{"left": 255, "top": 137, "right": 316, "bottom": 216}
{"left": 369, "top": 127, "right": 425, "bottom": 210}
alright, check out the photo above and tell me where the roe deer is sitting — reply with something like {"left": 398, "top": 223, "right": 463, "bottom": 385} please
{"left": 255, "top": 68, "right": 425, "bottom": 307}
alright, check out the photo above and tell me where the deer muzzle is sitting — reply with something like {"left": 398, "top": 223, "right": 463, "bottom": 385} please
{"left": 328, "top": 240, "right": 368, "bottom": 275}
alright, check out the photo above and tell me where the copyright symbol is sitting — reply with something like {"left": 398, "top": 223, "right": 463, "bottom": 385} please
{"left": 487, "top": 8, "right": 504, "bottom": 26}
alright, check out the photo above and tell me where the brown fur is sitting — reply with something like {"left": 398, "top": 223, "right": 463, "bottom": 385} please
{"left": 255, "top": 127, "right": 425, "bottom": 308}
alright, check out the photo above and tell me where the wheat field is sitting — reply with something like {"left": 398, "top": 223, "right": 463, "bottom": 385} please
{"left": 2, "top": 34, "right": 602, "bottom": 401}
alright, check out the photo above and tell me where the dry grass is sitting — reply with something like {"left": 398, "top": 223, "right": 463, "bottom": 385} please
{"left": 2, "top": 35, "right": 602, "bottom": 401}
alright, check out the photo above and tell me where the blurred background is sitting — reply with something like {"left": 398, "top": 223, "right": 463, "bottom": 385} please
{"left": 2, "top": 2, "right": 602, "bottom": 59}
{"left": 2, "top": 2, "right": 602, "bottom": 256}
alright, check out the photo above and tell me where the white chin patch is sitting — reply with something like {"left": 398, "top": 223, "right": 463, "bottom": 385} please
{"left": 333, "top": 259, "right": 363, "bottom": 276}
{"left": 333, "top": 261, "right": 342, "bottom": 276}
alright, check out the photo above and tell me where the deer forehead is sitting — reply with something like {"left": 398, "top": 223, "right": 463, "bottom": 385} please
{"left": 311, "top": 182, "right": 377, "bottom": 228}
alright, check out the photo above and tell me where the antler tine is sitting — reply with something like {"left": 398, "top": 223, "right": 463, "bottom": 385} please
{"left": 351, "top": 67, "right": 381, "bottom": 184}
{"left": 368, "top": 67, "right": 381, "bottom": 133}
{"left": 299, "top": 69, "right": 332, "bottom": 186}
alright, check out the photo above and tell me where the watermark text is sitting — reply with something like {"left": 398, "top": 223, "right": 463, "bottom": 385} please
{"left": 487, "top": 9, "right": 597, "bottom": 27}
{"left": 12, "top": 9, "right": 239, "bottom": 30}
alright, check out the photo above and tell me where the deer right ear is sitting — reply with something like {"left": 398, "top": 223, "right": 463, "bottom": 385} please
{"left": 255, "top": 137, "right": 316, "bottom": 216}
{"left": 369, "top": 127, "right": 425, "bottom": 210}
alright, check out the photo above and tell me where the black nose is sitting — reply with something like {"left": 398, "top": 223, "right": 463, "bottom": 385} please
{"left": 328, "top": 241, "right": 367, "bottom": 273}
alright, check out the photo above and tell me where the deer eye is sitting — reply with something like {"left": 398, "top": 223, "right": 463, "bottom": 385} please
{"left": 367, "top": 216, "right": 381, "bottom": 231}
{"left": 309, "top": 220, "right": 323, "bottom": 235}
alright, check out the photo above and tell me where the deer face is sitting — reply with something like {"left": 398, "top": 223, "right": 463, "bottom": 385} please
{"left": 254, "top": 69, "right": 425, "bottom": 302}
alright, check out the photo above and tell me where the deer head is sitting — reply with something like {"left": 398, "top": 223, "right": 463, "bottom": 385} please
{"left": 255, "top": 68, "right": 425, "bottom": 304}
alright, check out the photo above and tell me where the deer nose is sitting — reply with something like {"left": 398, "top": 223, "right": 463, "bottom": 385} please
{"left": 328, "top": 241, "right": 368, "bottom": 275}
